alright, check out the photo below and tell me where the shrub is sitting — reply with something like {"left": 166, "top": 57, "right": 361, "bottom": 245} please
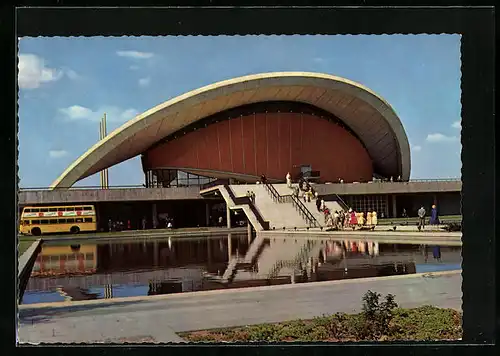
{"left": 360, "top": 290, "right": 399, "bottom": 339}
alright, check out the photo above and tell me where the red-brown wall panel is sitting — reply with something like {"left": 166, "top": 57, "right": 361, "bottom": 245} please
{"left": 254, "top": 113, "right": 268, "bottom": 176}
{"left": 229, "top": 118, "right": 244, "bottom": 173}
{"left": 144, "top": 112, "right": 374, "bottom": 183}
{"left": 241, "top": 115, "right": 256, "bottom": 174}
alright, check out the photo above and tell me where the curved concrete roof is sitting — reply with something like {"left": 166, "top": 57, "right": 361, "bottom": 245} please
{"left": 50, "top": 72, "right": 411, "bottom": 189}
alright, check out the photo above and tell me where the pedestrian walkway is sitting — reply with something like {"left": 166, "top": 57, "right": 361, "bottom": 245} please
{"left": 18, "top": 270, "right": 461, "bottom": 344}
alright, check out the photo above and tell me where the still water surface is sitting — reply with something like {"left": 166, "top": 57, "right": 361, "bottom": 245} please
{"left": 22, "top": 233, "right": 461, "bottom": 304}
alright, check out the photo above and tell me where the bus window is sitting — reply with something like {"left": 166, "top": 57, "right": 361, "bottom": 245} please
{"left": 24, "top": 208, "right": 31, "bottom": 212}
{"left": 67, "top": 218, "right": 75, "bottom": 223}
{"left": 32, "top": 220, "right": 40, "bottom": 224}
{"left": 40, "top": 208, "right": 49, "bottom": 212}
{"left": 40, "top": 220, "right": 49, "bottom": 224}
{"left": 84, "top": 218, "right": 93, "bottom": 223}
{"left": 58, "top": 218, "right": 67, "bottom": 224}
{"left": 86, "top": 253, "right": 94, "bottom": 259}
{"left": 31, "top": 208, "right": 40, "bottom": 212}
{"left": 75, "top": 207, "right": 83, "bottom": 211}
{"left": 49, "top": 208, "right": 57, "bottom": 212}
{"left": 65, "top": 207, "right": 75, "bottom": 211}
{"left": 57, "top": 207, "right": 65, "bottom": 211}
{"left": 83, "top": 207, "right": 92, "bottom": 211}
{"left": 75, "top": 218, "right": 83, "bottom": 223}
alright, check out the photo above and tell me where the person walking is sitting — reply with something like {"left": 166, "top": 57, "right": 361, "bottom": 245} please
{"left": 417, "top": 206, "right": 426, "bottom": 230}
{"left": 315, "top": 196, "right": 321, "bottom": 212}
{"left": 260, "top": 174, "right": 267, "bottom": 184}
{"left": 142, "top": 217, "right": 147, "bottom": 230}
{"left": 320, "top": 199, "right": 325, "bottom": 211}
{"left": 286, "top": 172, "right": 292, "bottom": 188}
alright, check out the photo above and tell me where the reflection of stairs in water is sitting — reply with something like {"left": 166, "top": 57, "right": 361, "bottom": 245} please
{"left": 56, "top": 286, "right": 100, "bottom": 301}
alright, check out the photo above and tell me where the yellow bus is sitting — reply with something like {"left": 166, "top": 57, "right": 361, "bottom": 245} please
{"left": 19, "top": 205, "right": 97, "bottom": 236}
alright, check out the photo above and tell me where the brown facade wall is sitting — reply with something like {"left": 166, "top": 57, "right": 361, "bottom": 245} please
{"left": 144, "top": 112, "right": 374, "bottom": 182}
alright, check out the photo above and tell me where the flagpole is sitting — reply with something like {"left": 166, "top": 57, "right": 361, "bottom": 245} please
{"left": 103, "top": 113, "right": 109, "bottom": 188}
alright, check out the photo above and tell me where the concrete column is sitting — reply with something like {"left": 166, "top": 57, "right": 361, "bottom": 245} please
{"left": 207, "top": 238, "right": 212, "bottom": 265}
{"left": 152, "top": 203, "right": 158, "bottom": 228}
{"left": 247, "top": 219, "right": 252, "bottom": 242}
{"left": 226, "top": 205, "right": 231, "bottom": 229}
{"left": 227, "top": 233, "right": 232, "bottom": 260}
{"left": 205, "top": 203, "right": 210, "bottom": 227}
{"left": 392, "top": 195, "right": 397, "bottom": 218}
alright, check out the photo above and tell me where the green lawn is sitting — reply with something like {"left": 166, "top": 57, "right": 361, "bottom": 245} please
{"left": 181, "top": 291, "right": 462, "bottom": 342}
{"left": 378, "top": 215, "right": 461, "bottom": 225}
{"left": 18, "top": 238, "right": 38, "bottom": 255}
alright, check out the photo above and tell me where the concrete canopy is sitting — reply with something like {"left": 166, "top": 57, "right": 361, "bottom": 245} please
{"left": 50, "top": 72, "right": 411, "bottom": 189}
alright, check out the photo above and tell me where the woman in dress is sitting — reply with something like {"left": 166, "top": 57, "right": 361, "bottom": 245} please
{"left": 358, "top": 212, "right": 365, "bottom": 227}
{"left": 349, "top": 210, "right": 358, "bottom": 230}
{"left": 366, "top": 211, "right": 373, "bottom": 228}
{"left": 372, "top": 211, "right": 378, "bottom": 227}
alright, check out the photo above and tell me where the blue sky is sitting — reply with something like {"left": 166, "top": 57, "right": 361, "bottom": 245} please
{"left": 18, "top": 35, "right": 461, "bottom": 188}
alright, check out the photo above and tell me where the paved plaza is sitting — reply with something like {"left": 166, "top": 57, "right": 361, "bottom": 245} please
{"left": 18, "top": 270, "right": 461, "bottom": 344}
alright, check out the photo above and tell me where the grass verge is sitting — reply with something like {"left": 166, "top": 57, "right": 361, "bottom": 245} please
{"left": 180, "top": 292, "right": 462, "bottom": 342}
{"left": 18, "top": 238, "right": 38, "bottom": 255}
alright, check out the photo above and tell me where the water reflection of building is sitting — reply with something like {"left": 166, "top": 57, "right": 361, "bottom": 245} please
{"left": 31, "top": 245, "right": 97, "bottom": 276}
{"left": 26, "top": 235, "right": 459, "bottom": 301}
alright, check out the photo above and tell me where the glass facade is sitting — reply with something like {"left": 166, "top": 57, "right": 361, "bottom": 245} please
{"left": 344, "top": 194, "right": 389, "bottom": 217}
{"left": 145, "top": 169, "right": 216, "bottom": 188}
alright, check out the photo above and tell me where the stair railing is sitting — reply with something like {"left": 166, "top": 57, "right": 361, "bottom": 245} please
{"left": 263, "top": 182, "right": 321, "bottom": 228}
{"left": 224, "top": 185, "right": 270, "bottom": 230}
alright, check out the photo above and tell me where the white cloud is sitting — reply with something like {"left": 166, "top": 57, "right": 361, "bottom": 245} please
{"left": 138, "top": 77, "right": 151, "bottom": 87}
{"left": 412, "top": 145, "right": 422, "bottom": 152}
{"left": 426, "top": 133, "right": 458, "bottom": 143}
{"left": 313, "top": 57, "right": 325, "bottom": 63}
{"left": 18, "top": 54, "right": 63, "bottom": 89}
{"left": 451, "top": 121, "right": 461, "bottom": 129}
{"left": 59, "top": 105, "right": 139, "bottom": 123}
{"left": 116, "top": 50, "right": 154, "bottom": 59}
{"left": 49, "top": 150, "right": 68, "bottom": 159}
{"left": 64, "top": 69, "right": 81, "bottom": 80}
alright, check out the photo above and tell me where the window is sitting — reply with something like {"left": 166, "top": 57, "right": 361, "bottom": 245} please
{"left": 31, "top": 208, "right": 40, "bottom": 212}
{"left": 58, "top": 218, "right": 67, "bottom": 224}
{"left": 40, "top": 220, "right": 49, "bottom": 224}
{"left": 42, "top": 255, "right": 50, "bottom": 262}
{"left": 50, "top": 255, "right": 60, "bottom": 262}
{"left": 67, "top": 218, "right": 75, "bottom": 223}
{"left": 85, "top": 253, "right": 94, "bottom": 260}
{"left": 65, "top": 207, "right": 75, "bottom": 211}
{"left": 40, "top": 208, "right": 48, "bottom": 212}
{"left": 32, "top": 220, "right": 40, "bottom": 224}
{"left": 57, "top": 207, "right": 65, "bottom": 211}
{"left": 83, "top": 207, "right": 92, "bottom": 211}
{"left": 49, "top": 208, "right": 57, "bottom": 212}
{"left": 84, "top": 218, "right": 93, "bottom": 223}
{"left": 75, "top": 218, "right": 83, "bottom": 223}
{"left": 75, "top": 207, "right": 83, "bottom": 211}
{"left": 24, "top": 208, "right": 31, "bottom": 213}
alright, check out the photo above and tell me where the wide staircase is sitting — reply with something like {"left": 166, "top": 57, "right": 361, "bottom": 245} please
{"left": 208, "top": 237, "right": 323, "bottom": 284}
{"left": 230, "top": 184, "right": 317, "bottom": 229}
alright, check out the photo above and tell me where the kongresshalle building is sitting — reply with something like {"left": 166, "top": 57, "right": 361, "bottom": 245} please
{"left": 23, "top": 72, "right": 460, "bottom": 228}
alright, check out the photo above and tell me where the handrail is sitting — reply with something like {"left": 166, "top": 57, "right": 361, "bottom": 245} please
{"left": 263, "top": 182, "right": 320, "bottom": 228}
{"left": 267, "top": 241, "right": 316, "bottom": 279}
{"left": 334, "top": 193, "right": 350, "bottom": 211}
{"left": 290, "top": 195, "right": 321, "bottom": 228}
{"left": 223, "top": 185, "right": 270, "bottom": 230}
